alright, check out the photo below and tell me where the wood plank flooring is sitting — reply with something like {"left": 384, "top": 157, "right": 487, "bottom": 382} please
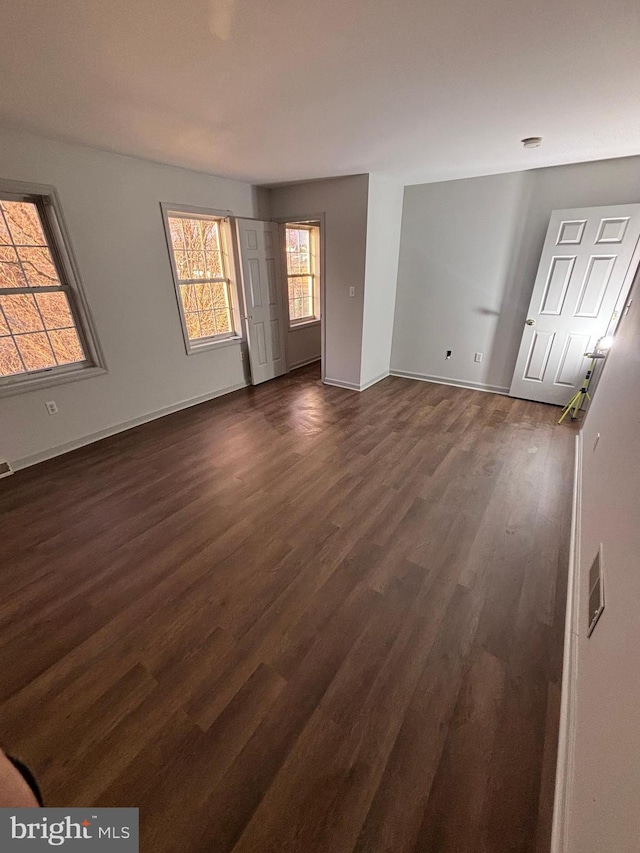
{"left": 0, "top": 365, "right": 575, "bottom": 852}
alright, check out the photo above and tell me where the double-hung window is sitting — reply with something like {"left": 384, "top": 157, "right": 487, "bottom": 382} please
{"left": 285, "top": 224, "right": 320, "bottom": 325}
{"left": 0, "top": 183, "right": 103, "bottom": 395}
{"left": 162, "top": 206, "right": 238, "bottom": 353}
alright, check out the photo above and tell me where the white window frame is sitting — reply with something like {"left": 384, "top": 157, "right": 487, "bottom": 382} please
{"left": 160, "top": 203, "right": 243, "bottom": 356}
{"left": 285, "top": 223, "right": 321, "bottom": 329}
{"left": 0, "top": 179, "right": 106, "bottom": 398}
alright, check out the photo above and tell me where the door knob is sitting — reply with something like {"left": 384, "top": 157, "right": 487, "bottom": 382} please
{"left": 526, "top": 318, "right": 536, "bottom": 326}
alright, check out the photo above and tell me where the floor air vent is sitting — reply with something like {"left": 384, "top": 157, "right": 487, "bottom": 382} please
{"left": 587, "top": 544, "right": 605, "bottom": 637}
{"left": 0, "top": 459, "right": 14, "bottom": 479}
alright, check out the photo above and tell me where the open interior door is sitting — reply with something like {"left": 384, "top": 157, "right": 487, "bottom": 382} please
{"left": 235, "top": 218, "right": 287, "bottom": 385}
{"left": 509, "top": 204, "right": 640, "bottom": 404}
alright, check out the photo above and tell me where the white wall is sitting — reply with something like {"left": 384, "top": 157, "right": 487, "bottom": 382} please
{"left": 0, "top": 128, "right": 259, "bottom": 467}
{"left": 391, "top": 155, "right": 640, "bottom": 392}
{"left": 562, "top": 269, "right": 640, "bottom": 852}
{"left": 267, "top": 175, "right": 369, "bottom": 388}
{"left": 360, "top": 174, "right": 404, "bottom": 387}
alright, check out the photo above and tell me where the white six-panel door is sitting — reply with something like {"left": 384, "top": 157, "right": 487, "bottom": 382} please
{"left": 509, "top": 204, "right": 640, "bottom": 405}
{"left": 235, "top": 218, "right": 287, "bottom": 385}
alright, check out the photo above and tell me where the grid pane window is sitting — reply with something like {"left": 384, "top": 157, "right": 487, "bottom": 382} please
{"left": 166, "top": 213, "right": 235, "bottom": 344}
{"left": 286, "top": 226, "right": 318, "bottom": 324}
{"left": 0, "top": 198, "right": 86, "bottom": 379}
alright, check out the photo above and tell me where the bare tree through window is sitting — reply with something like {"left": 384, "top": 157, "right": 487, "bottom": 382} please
{"left": 165, "top": 214, "right": 235, "bottom": 342}
{"left": 0, "top": 199, "right": 85, "bottom": 378}
{"left": 286, "top": 225, "right": 319, "bottom": 324}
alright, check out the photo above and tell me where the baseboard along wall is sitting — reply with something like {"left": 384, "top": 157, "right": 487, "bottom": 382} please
{"left": 13, "top": 380, "right": 249, "bottom": 471}
{"left": 550, "top": 431, "right": 582, "bottom": 853}
{"left": 389, "top": 368, "right": 510, "bottom": 395}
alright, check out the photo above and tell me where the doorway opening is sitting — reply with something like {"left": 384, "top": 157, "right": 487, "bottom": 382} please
{"left": 233, "top": 215, "right": 324, "bottom": 386}
{"left": 282, "top": 219, "right": 324, "bottom": 380}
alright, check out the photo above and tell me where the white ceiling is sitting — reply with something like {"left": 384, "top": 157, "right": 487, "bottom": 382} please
{"left": 1, "top": 0, "right": 639, "bottom": 186}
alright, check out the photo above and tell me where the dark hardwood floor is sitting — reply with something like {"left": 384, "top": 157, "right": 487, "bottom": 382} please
{"left": 0, "top": 364, "right": 575, "bottom": 852}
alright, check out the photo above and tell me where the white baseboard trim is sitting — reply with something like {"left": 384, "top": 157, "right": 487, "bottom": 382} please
{"left": 323, "top": 372, "right": 389, "bottom": 392}
{"left": 389, "top": 369, "right": 510, "bottom": 395}
{"left": 289, "top": 356, "right": 321, "bottom": 371}
{"left": 323, "top": 377, "right": 361, "bottom": 391}
{"left": 551, "top": 431, "right": 582, "bottom": 853}
{"left": 12, "top": 380, "right": 249, "bottom": 471}
{"left": 359, "top": 371, "right": 390, "bottom": 391}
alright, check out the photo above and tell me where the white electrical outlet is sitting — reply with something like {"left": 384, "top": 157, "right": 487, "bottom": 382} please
{"left": 45, "top": 401, "right": 59, "bottom": 415}
{"left": 349, "top": 286, "right": 355, "bottom": 297}
{"left": 474, "top": 352, "right": 483, "bottom": 363}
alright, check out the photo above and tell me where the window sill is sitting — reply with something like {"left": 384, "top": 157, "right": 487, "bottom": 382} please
{"left": 0, "top": 365, "right": 108, "bottom": 399}
{"left": 289, "top": 319, "right": 321, "bottom": 330}
{"left": 187, "top": 335, "right": 244, "bottom": 355}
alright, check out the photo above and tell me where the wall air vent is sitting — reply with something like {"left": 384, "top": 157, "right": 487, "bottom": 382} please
{"left": 587, "top": 544, "right": 605, "bottom": 637}
{"left": 0, "top": 459, "right": 14, "bottom": 478}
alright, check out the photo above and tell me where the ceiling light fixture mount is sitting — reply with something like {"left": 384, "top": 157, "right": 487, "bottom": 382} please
{"left": 521, "top": 136, "right": 543, "bottom": 148}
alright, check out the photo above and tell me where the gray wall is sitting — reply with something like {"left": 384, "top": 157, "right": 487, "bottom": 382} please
{"left": 565, "top": 266, "right": 640, "bottom": 852}
{"left": 287, "top": 320, "right": 321, "bottom": 370}
{"left": 391, "top": 155, "right": 640, "bottom": 392}
{"left": 0, "top": 128, "right": 259, "bottom": 467}
{"left": 267, "top": 175, "right": 369, "bottom": 388}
